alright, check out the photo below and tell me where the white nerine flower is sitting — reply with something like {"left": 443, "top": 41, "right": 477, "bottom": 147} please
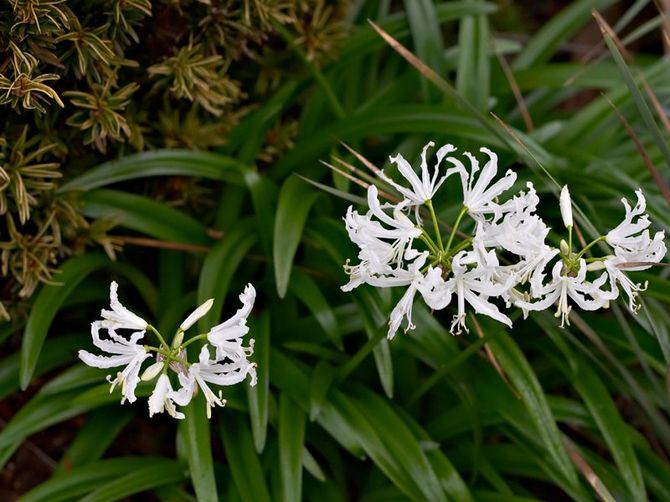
{"left": 602, "top": 256, "right": 647, "bottom": 312}
{"left": 207, "top": 284, "right": 256, "bottom": 362}
{"left": 100, "top": 281, "right": 148, "bottom": 331}
{"left": 148, "top": 374, "right": 188, "bottom": 419}
{"left": 448, "top": 249, "right": 513, "bottom": 335}
{"left": 559, "top": 186, "right": 573, "bottom": 228}
{"left": 342, "top": 185, "right": 422, "bottom": 292}
{"left": 516, "top": 260, "right": 608, "bottom": 327}
{"left": 79, "top": 321, "right": 151, "bottom": 404}
{"left": 445, "top": 147, "right": 517, "bottom": 222}
{"left": 178, "top": 346, "right": 257, "bottom": 418}
{"left": 607, "top": 189, "right": 663, "bottom": 255}
{"left": 379, "top": 141, "right": 454, "bottom": 207}
{"left": 180, "top": 298, "right": 214, "bottom": 332}
{"left": 384, "top": 253, "right": 431, "bottom": 339}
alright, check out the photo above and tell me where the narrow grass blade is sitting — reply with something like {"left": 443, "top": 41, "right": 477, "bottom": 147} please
{"left": 273, "top": 176, "right": 319, "bottom": 298}
{"left": 80, "top": 190, "right": 212, "bottom": 246}
{"left": 247, "top": 312, "right": 270, "bottom": 453}
{"left": 21, "top": 253, "right": 111, "bottom": 389}
{"left": 279, "top": 393, "right": 307, "bottom": 502}
{"left": 58, "top": 150, "right": 247, "bottom": 193}
{"left": 220, "top": 413, "right": 272, "bottom": 502}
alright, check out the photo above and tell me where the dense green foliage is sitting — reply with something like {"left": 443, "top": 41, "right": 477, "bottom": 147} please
{"left": 0, "top": 0, "right": 346, "bottom": 319}
{"left": 2, "top": 0, "right": 670, "bottom": 500}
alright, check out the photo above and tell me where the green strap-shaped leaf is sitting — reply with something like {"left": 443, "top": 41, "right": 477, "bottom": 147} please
{"left": 602, "top": 34, "right": 670, "bottom": 172}
{"left": 247, "top": 312, "right": 271, "bottom": 453}
{"left": 58, "top": 149, "right": 248, "bottom": 192}
{"left": 279, "top": 393, "right": 307, "bottom": 502}
{"left": 289, "top": 270, "right": 342, "bottom": 349}
{"left": 548, "top": 349, "right": 646, "bottom": 500}
{"left": 0, "top": 334, "right": 81, "bottom": 400}
{"left": 22, "top": 457, "right": 158, "bottom": 502}
{"left": 21, "top": 253, "right": 111, "bottom": 389}
{"left": 79, "top": 460, "right": 187, "bottom": 502}
{"left": 487, "top": 330, "right": 582, "bottom": 495}
{"left": 404, "top": 0, "right": 447, "bottom": 100}
{"left": 58, "top": 407, "right": 134, "bottom": 472}
{"left": 179, "top": 394, "right": 218, "bottom": 502}
{"left": 220, "top": 413, "right": 272, "bottom": 502}
{"left": 513, "top": 0, "right": 616, "bottom": 70}
{"left": 197, "top": 218, "right": 258, "bottom": 330}
{"left": 273, "top": 176, "right": 319, "bottom": 298}
{"left": 246, "top": 171, "right": 278, "bottom": 256}
{"left": 456, "top": 4, "right": 490, "bottom": 111}
{"left": 80, "top": 189, "right": 211, "bottom": 246}
{"left": 353, "top": 288, "right": 394, "bottom": 398}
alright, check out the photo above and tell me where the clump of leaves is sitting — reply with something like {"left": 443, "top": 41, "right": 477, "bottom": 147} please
{"left": 0, "top": 0, "right": 350, "bottom": 317}
{"left": 148, "top": 40, "right": 242, "bottom": 116}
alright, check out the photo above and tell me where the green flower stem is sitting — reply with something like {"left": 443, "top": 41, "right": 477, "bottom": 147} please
{"left": 147, "top": 324, "right": 169, "bottom": 350}
{"left": 445, "top": 206, "right": 469, "bottom": 254}
{"left": 181, "top": 333, "right": 209, "bottom": 349}
{"left": 425, "top": 200, "right": 444, "bottom": 251}
{"left": 337, "top": 329, "right": 385, "bottom": 382}
{"left": 410, "top": 327, "right": 500, "bottom": 404}
{"left": 568, "top": 225, "right": 573, "bottom": 253}
{"left": 447, "top": 237, "right": 473, "bottom": 258}
{"left": 575, "top": 235, "right": 607, "bottom": 260}
{"left": 420, "top": 230, "right": 440, "bottom": 255}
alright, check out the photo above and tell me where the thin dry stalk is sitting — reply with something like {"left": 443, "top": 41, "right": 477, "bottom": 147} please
{"left": 339, "top": 141, "right": 383, "bottom": 177}
{"left": 470, "top": 316, "right": 516, "bottom": 395}
{"left": 563, "top": 438, "right": 615, "bottom": 502}
{"left": 114, "top": 235, "right": 210, "bottom": 253}
{"left": 492, "top": 39, "right": 534, "bottom": 131}
{"left": 604, "top": 96, "right": 670, "bottom": 207}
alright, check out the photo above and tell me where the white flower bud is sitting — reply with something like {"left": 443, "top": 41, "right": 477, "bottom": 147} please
{"left": 586, "top": 261, "right": 606, "bottom": 271}
{"left": 141, "top": 361, "right": 164, "bottom": 381}
{"left": 171, "top": 330, "right": 184, "bottom": 349}
{"left": 180, "top": 298, "right": 214, "bottom": 332}
{"left": 560, "top": 185, "right": 573, "bottom": 228}
{"left": 560, "top": 239, "right": 570, "bottom": 256}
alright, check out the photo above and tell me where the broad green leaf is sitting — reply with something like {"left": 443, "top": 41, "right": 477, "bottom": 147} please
{"left": 487, "top": 330, "right": 581, "bottom": 494}
{"left": 246, "top": 171, "right": 278, "bottom": 256}
{"left": 58, "top": 149, "right": 247, "bottom": 192}
{"left": 273, "top": 176, "right": 319, "bottom": 298}
{"left": 514, "top": 0, "right": 616, "bottom": 70}
{"left": 179, "top": 394, "right": 218, "bottom": 502}
{"left": 21, "top": 253, "right": 111, "bottom": 389}
{"left": 309, "top": 361, "right": 336, "bottom": 421}
{"left": 220, "top": 413, "right": 272, "bottom": 502}
{"left": 58, "top": 407, "right": 134, "bottom": 472}
{"left": 545, "top": 344, "right": 646, "bottom": 500}
{"left": 456, "top": 4, "right": 490, "bottom": 110}
{"left": 22, "top": 457, "right": 157, "bottom": 502}
{"left": 602, "top": 34, "right": 670, "bottom": 172}
{"left": 247, "top": 312, "right": 271, "bottom": 453}
{"left": 80, "top": 190, "right": 211, "bottom": 246}
{"left": 197, "top": 218, "right": 258, "bottom": 331}
{"left": 404, "top": 0, "right": 447, "bottom": 100}
{"left": 79, "top": 460, "right": 187, "bottom": 502}
{"left": 279, "top": 393, "right": 306, "bottom": 502}
{"left": 0, "top": 334, "right": 81, "bottom": 400}
{"left": 289, "top": 270, "right": 342, "bottom": 349}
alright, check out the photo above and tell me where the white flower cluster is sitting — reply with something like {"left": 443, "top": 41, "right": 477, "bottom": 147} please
{"left": 343, "top": 142, "right": 667, "bottom": 338}
{"left": 79, "top": 281, "right": 257, "bottom": 419}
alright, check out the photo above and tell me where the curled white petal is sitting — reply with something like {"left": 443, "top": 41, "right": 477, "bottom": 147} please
{"left": 207, "top": 284, "right": 256, "bottom": 362}
{"left": 100, "top": 281, "right": 148, "bottom": 331}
